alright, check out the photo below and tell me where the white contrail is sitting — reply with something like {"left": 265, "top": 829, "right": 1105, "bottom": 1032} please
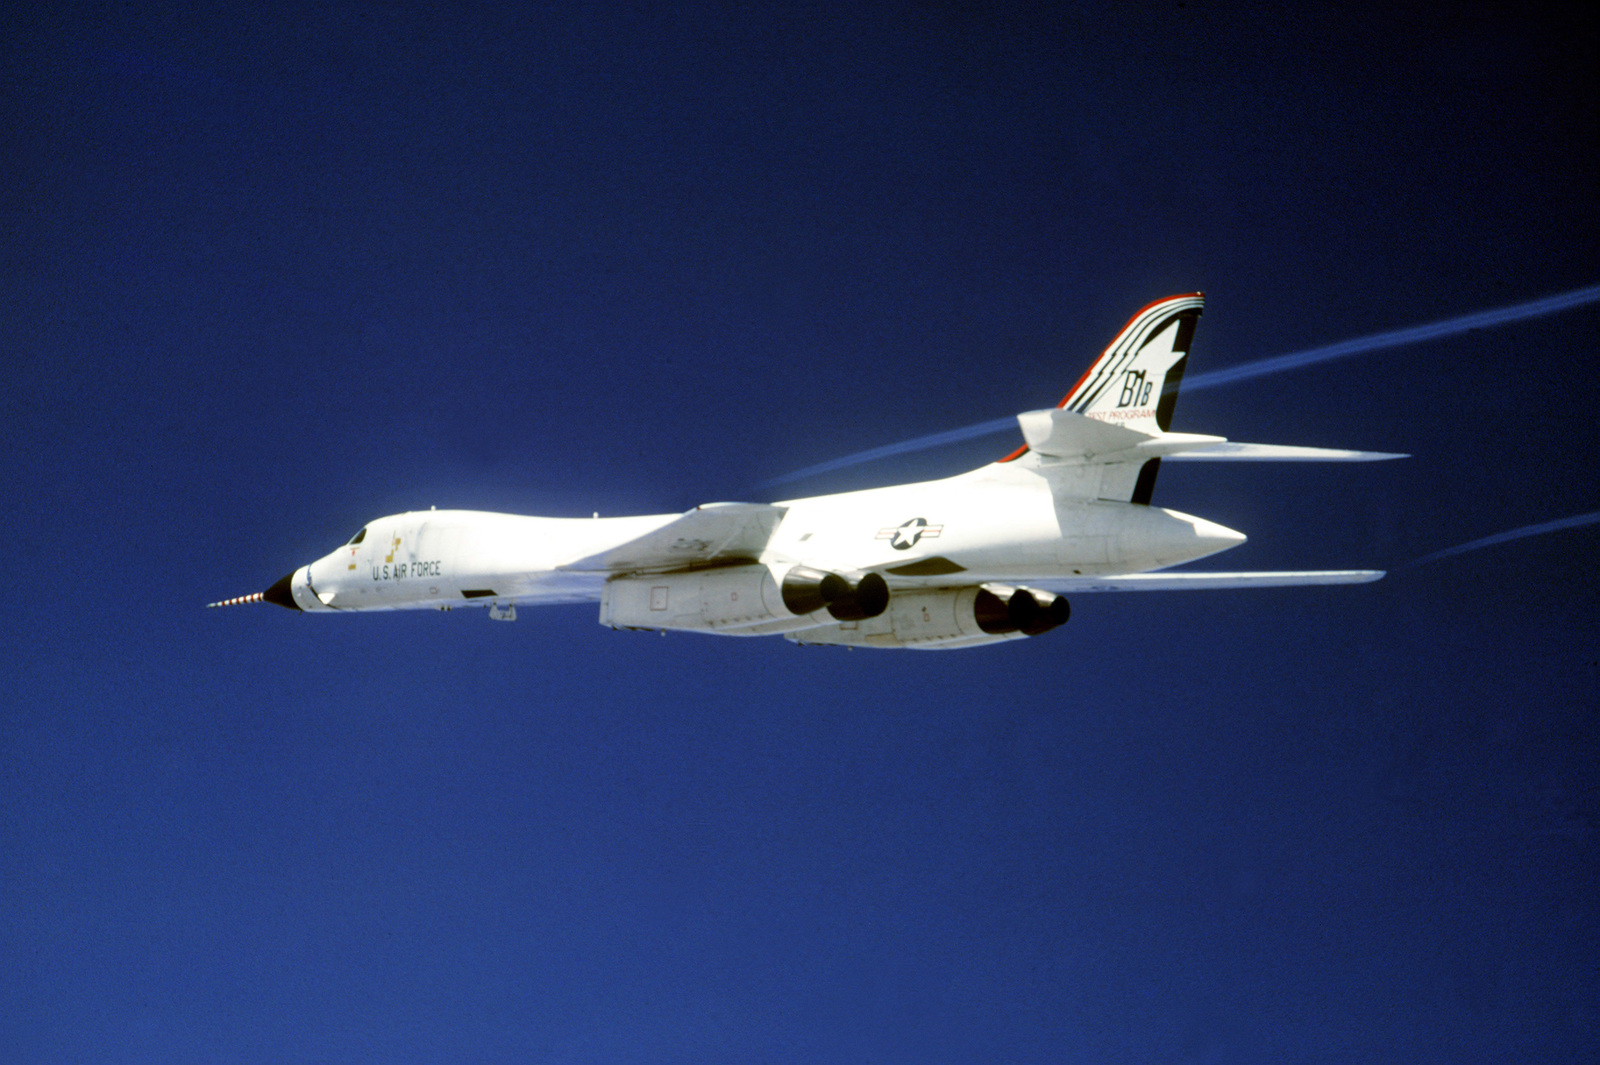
{"left": 768, "top": 417, "right": 1017, "bottom": 485}
{"left": 767, "top": 283, "right": 1600, "bottom": 485}
{"left": 1184, "top": 283, "right": 1600, "bottom": 391}
{"left": 1409, "top": 510, "right": 1600, "bottom": 566}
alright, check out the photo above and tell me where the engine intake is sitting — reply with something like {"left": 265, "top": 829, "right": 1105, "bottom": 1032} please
{"left": 788, "top": 583, "right": 1070, "bottom": 649}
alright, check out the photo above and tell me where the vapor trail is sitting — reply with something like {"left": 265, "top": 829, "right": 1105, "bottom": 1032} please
{"left": 1183, "top": 283, "right": 1600, "bottom": 391}
{"left": 767, "top": 283, "right": 1600, "bottom": 485}
{"left": 769, "top": 417, "right": 1018, "bottom": 485}
{"left": 1409, "top": 510, "right": 1600, "bottom": 566}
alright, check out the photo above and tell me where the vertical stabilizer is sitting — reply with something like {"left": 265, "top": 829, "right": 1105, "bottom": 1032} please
{"left": 1060, "top": 293, "right": 1204, "bottom": 434}
{"left": 1000, "top": 294, "right": 1205, "bottom": 504}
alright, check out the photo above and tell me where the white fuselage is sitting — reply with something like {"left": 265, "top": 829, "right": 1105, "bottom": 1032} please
{"left": 287, "top": 511, "right": 668, "bottom": 612}
{"left": 283, "top": 461, "right": 1244, "bottom": 615}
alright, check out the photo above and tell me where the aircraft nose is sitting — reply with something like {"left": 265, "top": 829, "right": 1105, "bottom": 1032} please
{"left": 261, "top": 570, "right": 302, "bottom": 611}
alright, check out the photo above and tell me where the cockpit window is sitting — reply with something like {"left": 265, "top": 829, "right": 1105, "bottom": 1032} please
{"left": 348, "top": 527, "right": 367, "bottom": 545}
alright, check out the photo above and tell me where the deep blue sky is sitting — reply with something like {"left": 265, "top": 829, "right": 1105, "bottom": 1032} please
{"left": 5, "top": 3, "right": 1597, "bottom": 1062}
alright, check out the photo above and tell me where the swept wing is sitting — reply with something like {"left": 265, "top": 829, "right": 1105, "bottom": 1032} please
{"left": 1028, "top": 570, "right": 1385, "bottom": 593}
{"left": 561, "top": 502, "right": 787, "bottom": 575}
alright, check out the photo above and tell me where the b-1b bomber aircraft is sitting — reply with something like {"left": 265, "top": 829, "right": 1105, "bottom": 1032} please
{"left": 211, "top": 294, "right": 1401, "bottom": 649}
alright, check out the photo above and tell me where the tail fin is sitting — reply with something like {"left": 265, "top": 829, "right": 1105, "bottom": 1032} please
{"left": 1059, "top": 293, "right": 1204, "bottom": 434}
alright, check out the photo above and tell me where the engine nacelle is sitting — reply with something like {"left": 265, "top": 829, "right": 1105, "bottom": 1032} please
{"left": 601, "top": 563, "right": 890, "bottom": 636}
{"left": 787, "top": 584, "right": 1069, "bottom": 649}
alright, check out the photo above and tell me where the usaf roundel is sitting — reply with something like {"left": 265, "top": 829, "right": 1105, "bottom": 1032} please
{"left": 876, "top": 517, "right": 944, "bottom": 551}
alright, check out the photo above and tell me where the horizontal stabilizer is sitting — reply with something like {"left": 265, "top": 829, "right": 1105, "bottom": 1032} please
{"left": 1165, "top": 442, "right": 1408, "bottom": 461}
{"left": 562, "top": 502, "right": 787, "bottom": 575}
{"left": 1028, "top": 570, "right": 1385, "bottom": 593}
{"left": 1019, "top": 407, "right": 1150, "bottom": 457}
{"left": 1017, "top": 408, "right": 1225, "bottom": 462}
{"left": 1015, "top": 410, "right": 1405, "bottom": 464}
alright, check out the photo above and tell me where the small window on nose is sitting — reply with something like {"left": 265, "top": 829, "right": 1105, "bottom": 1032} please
{"left": 348, "top": 527, "right": 367, "bottom": 545}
